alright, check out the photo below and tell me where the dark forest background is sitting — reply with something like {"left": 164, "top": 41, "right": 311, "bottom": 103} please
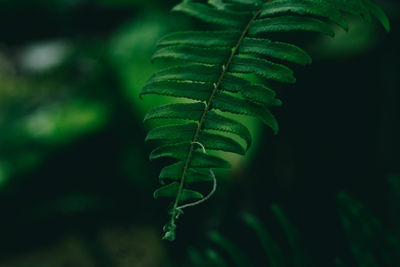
{"left": 0, "top": 0, "right": 399, "bottom": 266}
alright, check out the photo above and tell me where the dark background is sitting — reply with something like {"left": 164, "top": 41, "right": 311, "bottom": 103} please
{"left": 0, "top": 0, "right": 398, "bottom": 266}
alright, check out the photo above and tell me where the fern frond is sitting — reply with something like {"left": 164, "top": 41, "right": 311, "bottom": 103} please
{"left": 141, "top": 0, "right": 389, "bottom": 240}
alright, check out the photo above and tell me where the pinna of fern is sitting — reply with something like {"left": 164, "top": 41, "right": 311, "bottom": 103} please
{"left": 140, "top": 0, "right": 389, "bottom": 241}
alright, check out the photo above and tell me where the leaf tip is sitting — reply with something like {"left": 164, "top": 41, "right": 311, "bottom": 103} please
{"left": 162, "top": 221, "right": 177, "bottom": 241}
{"left": 153, "top": 190, "right": 159, "bottom": 199}
{"left": 171, "top": 2, "right": 184, "bottom": 13}
{"left": 381, "top": 18, "right": 390, "bottom": 32}
{"left": 304, "top": 55, "right": 312, "bottom": 65}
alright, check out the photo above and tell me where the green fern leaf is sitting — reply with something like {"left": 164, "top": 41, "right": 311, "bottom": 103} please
{"left": 141, "top": 80, "right": 211, "bottom": 101}
{"left": 150, "top": 143, "right": 231, "bottom": 168}
{"left": 147, "top": 123, "right": 246, "bottom": 154}
{"left": 249, "top": 15, "right": 335, "bottom": 36}
{"left": 220, "top": 73, "right": 252, "bottom": 93}
{"left": 240, "top": 37, "right": 312, "bottom": 65}
{"left": 223, "top": 0, "right": 262, "bottom": 6}
{"left": 197, "top": 131, "right": 246, "bottom": 155}
{"left": 144, "top": 102, "right": 205, "bottom": 122}
{"left": 157, "top": 31, "right": 238, "bottom": 48}
{"left": 212, "top": 92, "right": 279, "bottom": 133}
{"left": 331, "top": 0, "right": 372, "bottom": 21}
{"left": 230, "top": 57, "right": 296, "bottom": 82}
{"left": 154, "top": 182, "right": 204, "bottom": 202}
{"left": 259, "top": 0, "right": 349, "bottom": 30}
{"left": 141, "top": 0, "right": 390, "bottom": 241}
{"left": 210, "top": 0, "right": 257, "bottom": 12}
{"left": 204, "top": 111, "right": 252, "bottom": 150}
{"left": 145, "top": 64, "right": 219, "bottom": 84}
{"left": 152, "top": 45, "right": 231, "bottom": 64}
{"left": 363, "top": 0, "right": 390, "bottom": 32}
{"left": 159, "top": 162, "right": 213, "bottom": 184}
{"left": 240, "top": 84, "right": 282, "bottom": 106}
{"left": 145, "top": 123, "right": 197, "bottom": 143}
{"left": 172, "top": 1, "right": 250, "bottom": 27}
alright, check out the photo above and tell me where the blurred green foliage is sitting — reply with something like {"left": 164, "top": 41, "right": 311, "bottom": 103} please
{"left": 0, "top": 0, "right": 398, "bottom": 266}
{"left": 184, "top": 183, "right": 400, "bottom": 267}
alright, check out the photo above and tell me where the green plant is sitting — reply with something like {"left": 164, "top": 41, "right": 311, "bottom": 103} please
{"left": 185, "top": 206, "right": 312, "bottom": 267}
{"left": 185, "top": 182, "right": 400, "bottom": 267}
{"left": 140, "top": 0, "right": 389, "bottom": 240}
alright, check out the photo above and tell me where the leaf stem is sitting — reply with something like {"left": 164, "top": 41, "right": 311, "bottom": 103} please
{"left": 175, "top": 142, "right": 217, "bottom": 213}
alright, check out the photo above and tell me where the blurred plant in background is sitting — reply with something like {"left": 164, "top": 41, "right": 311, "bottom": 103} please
{"left": 183, "top": 176, "right": 400, "bottom": 267}
{"left": 0, "top": 0, "right": 399, "bottom": 266}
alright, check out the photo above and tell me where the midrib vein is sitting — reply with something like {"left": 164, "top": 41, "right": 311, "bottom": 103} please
{"left": 170, "top": 9, "right": 262, "bottom": 220}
